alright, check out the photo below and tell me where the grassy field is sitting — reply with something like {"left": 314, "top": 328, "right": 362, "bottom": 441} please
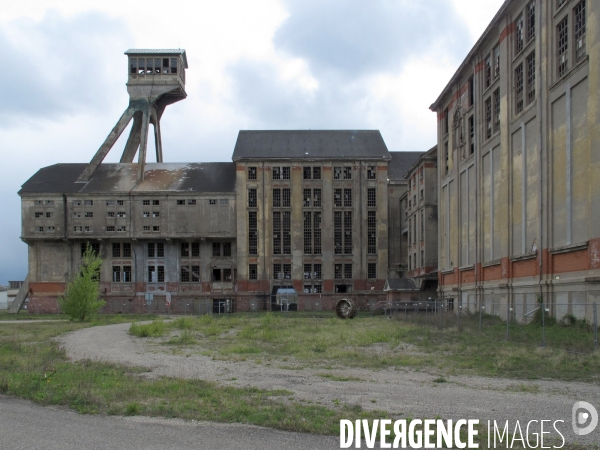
{"left": 0, "top": 312, "right": 598, "bottom": 447}
{"left": 0, "top": 316, "right": 383, "bottom": 436}
{"left": 141, "top": 312, "right": 600, "bottom": 382}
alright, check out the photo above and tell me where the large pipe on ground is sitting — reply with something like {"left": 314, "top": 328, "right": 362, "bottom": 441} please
{"left": 335, "top": 298, "right": 357, "bottom": 319}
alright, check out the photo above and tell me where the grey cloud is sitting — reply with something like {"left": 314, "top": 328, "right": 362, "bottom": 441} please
{"left": 274, "top": 0, "right": 471, "bottom": 77}
{"left": 0, "top": 10, "right": 131, "bottom": 126}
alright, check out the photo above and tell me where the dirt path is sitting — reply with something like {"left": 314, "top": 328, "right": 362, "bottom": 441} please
{"left": 56, "top": 322, "right": 599, "bottom": 445}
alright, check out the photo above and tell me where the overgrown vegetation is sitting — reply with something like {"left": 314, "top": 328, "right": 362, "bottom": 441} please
{"left": 0, "top": 320, "right": 384, "bottom": 435}
{"left": 129, "top": 320, "right": 166, "bottom": 338}
{"left": 152, "top": 312, "right": 599, "bottom": 382}
{"left": 58, "top": 244, "right": 105, "bottom": 321}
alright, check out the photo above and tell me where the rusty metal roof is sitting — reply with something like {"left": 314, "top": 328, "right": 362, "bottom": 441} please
{"left": 19, "top": 162, "right": 235, "bottom": 195}
{"left": 124, "top": 49, "right": 188, "bottom": 68}
{"left": 232, "top": 130, "right": 390, "bottom": 161}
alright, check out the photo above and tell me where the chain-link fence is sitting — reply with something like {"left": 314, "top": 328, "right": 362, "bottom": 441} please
{"left": 382, "top": 299, "right": 599, "bottom": 353}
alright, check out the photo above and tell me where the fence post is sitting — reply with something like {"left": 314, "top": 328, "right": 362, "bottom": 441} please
{"left": 541, "top": 301, "right": 546, "bottom": 348}
{"left": 457, "top": 299, "right": 461, "bottom": 330}
{"left": 594, "top": 302, "right": 598, "bottom": 351}
{"left": 506, "top": 300, "right": 510, "bottom": 341}
{"left": 479, "top": 303, "right": 483, "bottom": 332}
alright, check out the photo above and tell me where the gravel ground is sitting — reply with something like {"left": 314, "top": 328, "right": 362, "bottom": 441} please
{"left": 56, "top": 322, "right": 600, "bottom": 446}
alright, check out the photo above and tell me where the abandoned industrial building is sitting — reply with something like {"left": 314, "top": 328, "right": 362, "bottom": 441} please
{"left": 430, "top": 0, "right": 600, "bottom": 321}
{"left": 13, "top": 0, "right": 600, "bottom": 322}
{"left": 16, "top": 48, "right": 424, "bottom": 314}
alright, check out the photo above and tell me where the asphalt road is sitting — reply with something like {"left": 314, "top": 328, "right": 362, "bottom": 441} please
{"left": 0, "top": 396, "right": 340, "bottom": 450}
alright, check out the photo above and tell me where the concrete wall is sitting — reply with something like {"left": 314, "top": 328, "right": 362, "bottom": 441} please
{"left": 432, "top": 0, "right": 600, "bottom": 319}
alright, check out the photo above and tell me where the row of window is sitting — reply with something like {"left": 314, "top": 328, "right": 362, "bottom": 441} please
{"left": 408, "top": 210, "right": 425, "bottom": 247}
{"left": 70, "top": 199, "right": 228, "bottom": 207}
{"left": 247, "top": 166, "right": 378, "bottom": 181}
{"left": 408, "top": 250, "right": 426, "bottom": 272}
{"left": 247, "top": 188, "right": 375, "bottom": 208}
{"left": 247, "top": 263, "right": 377, "bottom": 281}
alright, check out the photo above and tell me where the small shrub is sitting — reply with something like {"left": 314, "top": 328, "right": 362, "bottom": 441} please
{"left": 125, "top": 402, "right": 140, "bottom": 416}
{"left": 559, "top": 314, "right": 578, "bottom": 327}
{"left": 129, "top": 320, "right": 165, "bottom": 338}
{"left": 168, "top": 329, "right": 196, "bottom": 345}
{"left": 174, "top": 317, "right": 194, "bottom": 330}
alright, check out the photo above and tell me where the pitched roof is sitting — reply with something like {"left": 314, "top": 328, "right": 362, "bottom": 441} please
{"left": 387, "top": 151, "right": 423, "bottom": 180}
{"left": 384, "top": 278, "right": 418, "bottom": 291}
{"left": 124, "top": 49, "right": 188, "bottom": 68}
{"left": 19, "top": 163, "right": 236, "bottom": 195}
{"left": 232, "top": 130, "right": 390, "bottom": 161}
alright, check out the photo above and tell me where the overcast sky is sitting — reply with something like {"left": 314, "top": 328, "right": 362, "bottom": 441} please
{"left": 0, "top": 0, "right": 504, "bottom": 285}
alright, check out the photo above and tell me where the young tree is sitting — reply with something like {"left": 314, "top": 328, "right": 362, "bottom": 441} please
{"left": 59, "top": 244, "right": 105, "bottom": 321}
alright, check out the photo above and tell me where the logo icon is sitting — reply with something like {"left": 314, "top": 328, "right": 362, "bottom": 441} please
{"left": 572, "top": 401, "right": 598, "bottom": 436}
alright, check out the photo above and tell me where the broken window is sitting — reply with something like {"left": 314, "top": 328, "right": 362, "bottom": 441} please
{"left": 223, "top": 268, "right": 232, "bottom": 281}
{"left": 574, "top": 1, "right": 586, "bottom": 63}
{"left": 107, "top": 211, "right": 115, "bottom": 218}
{"left": 249, "top": 264, "right": 258, "bottom": 280}
{"left": 130, "top": 58, "right": 137, "bottom": 74}
{"left": 282, "top": 211, "right": 291, "bottom": 254}
{"left": 303, "top": 189, "right": 311, "bottom": 208}
{"left": 223, "top": 242, "right": 231, "bottom": 257}
{"left": 273, "top": 212, "right": 281, "bottom": 255}
{"left": 188, "top": 199, "right": 196, "bottom": 205}
{"left": 74, "top": 226, "right": 82, "bottom": 233}
{"left": 368, "top": 263, "right": 376, "bottom": 279}
{"left": 335, "top": 264, "right": 343, "bottom": 279}
{"left": 85, "top": 212, "right": 93, "bottom": 218}
{"left": 344, "top": 211, "right": 352, "bottom": 254}
{"left": 181, "top": 265, "right": 190, "bottom": 282}
{"left": 334, "top": 189, "right": 342, "bottom": 207}
{"left": 273, "top": 189, "right": 281, "bottom": 208}
{"left": 515, "top": 63, "right": 524, "bottom": 114}
{"left": 526, "top": 1, "right": 535, "bottom": 42}
{"left": 468, "top": 76, "right": 474, "bottom": 106}
{"left": 282, "top": 188, "right": 291, "bottom": 208}
{"left": 152, "top": 226, "right": 160, "bottom": 232}
{"left": 282, "top": 167, "right": 291, "bottom": 179}
{"left": 333, "top": 167, "right": 342, "bottom": 180}
{"left": 272, "top": 167, "right": 281, "bottom": 180}
{"left": 152, "top": 200, "right": 160, "bottom": 206}
{"left": 106, "top": 200, "right": 115, "bottom": 206}
{"left": 493, "top": 88, "right": 500, "bottom": 133}
{"left": 143, "top": 200, "right": 150, "bottom": 206}
{"left": 213, "top": 242, "right": 221, "bottom": 257}
{"left": 177, "top": 200, "right": 185, "bottom": 205}
{"left": 191, "top": 242, "right": 200, "bottom": 257}
{"left": 308, "top": 212, "right": 320, "bottom": 255}
{"left": 35, "top": 212, "right": 43, "bottom": 218}
{"left": 117, "top": 200, "right": 124, "bottom": 206}
{"left": 367, "top": 166, "right": 376, "bottom": 180}
{"left": 367, "top": 188, "right": 376, "bottom": 207}
{"left": 81, "top": 242, "right": 100, "bottom": 257}
{"left": 46, "top": 226, "right": 55, "bottom": 232}
{"left": 304, "top": 264, "right": 312, "bottom": 279}
{"left": 152, "top": 212, "right": 159, "bottom": 218}
{"left": 106, "top": 226, "right": 115, "bottom": 232}
{"left": 248, "top": 166, "right": 257, "bottom": 180}
{"left": 367, "top": 211, "right": 377, "bottom": 255}
{"left": 154, "top": 58, "right": 161, "bottom": 74}
{"left": 313, "top": 189, "right": 322, "bottom": 208}
{"left": 123, "top": 243, "right": 131, "bottom": 258}
{"left": 112, "top": 243, "right": 121, "bottom": 258}
{"left": 209, "top": 199, "right": 217, "bottom": 205}
{"left": 170, "top": 58, "right": 178, "bottom": 74}
{"left": 283, "top": 264, "right": 291, "bottom": 279}
{"left": 84, "top": 226, "right": 93, "bottom": 233}
{"left": 494, "top": 44, "right": 500, "bottom": 79}
{"left": 485, "top": 97, "right": 492, "bottom": 139}
{"left": 304, "top": 211, "right": 312, "bottom": 254}
{"left": 516, "top": 14, "right": 524, "bottom": 54}
{"left": 181, "top": 242, "right": 189, "bottom": 257}
{"left": 334, "top": 211, "right": 342, "bottom": 254}
{"left": 344, "top": 264, "right": 352, "bottom": 279}
{"left": 249, "top": 211, "right": 258, "bottom": 255}
{"left": 118, "top": 212, "right": 126, "bottom": 218}
{"left": 113, "top": 266, "right": 121, "bottom": 283}
{"left": 143, "top": 226, "right": 150, "bottom": 232}
{"left": 248, "top": 188, "right": 257, "bottom": 208}
{"left": 343, "top": 189, "right": 352, "bottom": 207}
{"left": 343, "top": 167, "right": 352, "bottom": 180}
{"left": 314, "top": 264, "right": 322, "bottom": 279}
{"left": 312, "top": 167, "right": 321, "bottom": 179}
{"left": 303, "top": 167, "right": 311, "bottom": 179}
{"left": 123, "top": 266, "right": 131, "bottom": 283}
{"left": 485, "top": 54, "right": 492, "bottom": 88}
{"left": 143, "top": 211, "right": 150, "bottom": 218}
{"left": 273, "top": 263, "right": 282, "bottom": 280}
{"left": 468, "top": 116, "right": 475, "bottom": 155}
{"left": 557, "top": 17, "right": 568, "bottom": 78}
